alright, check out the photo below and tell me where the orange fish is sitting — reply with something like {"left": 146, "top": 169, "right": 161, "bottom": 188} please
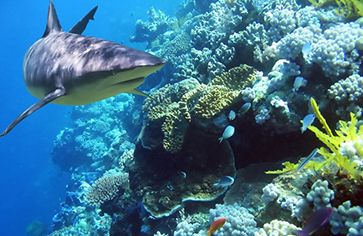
{"left": 207, "top": 217, "right": 227, "bottom": 236}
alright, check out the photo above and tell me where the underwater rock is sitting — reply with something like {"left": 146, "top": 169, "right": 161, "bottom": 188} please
{"left": 129, "top": 126, "right": 236, "bottom": 218}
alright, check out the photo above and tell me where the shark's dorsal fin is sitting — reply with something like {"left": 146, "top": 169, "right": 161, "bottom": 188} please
{"left": 42, "top": 0, "right": 62, "bottom": 38}
{"left": 69, "top": 6, "right": 98, "bottom": 35}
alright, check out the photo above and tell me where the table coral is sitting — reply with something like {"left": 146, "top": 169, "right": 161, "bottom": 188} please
{"left": 86, "top": 172, "right": 128, "bottom": 206}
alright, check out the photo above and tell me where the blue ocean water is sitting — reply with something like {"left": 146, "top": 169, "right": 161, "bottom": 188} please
{"left": 0, "top": 1, "right": 180, "bottom": 235}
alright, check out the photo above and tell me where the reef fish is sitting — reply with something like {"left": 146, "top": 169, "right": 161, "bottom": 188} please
{"left": 0, "top": 0, "right": 164, "bottom": 137}
{"left": 228, "top": 110, "right": 236, "bottom": 121}
{"left": 213, "top": 176, "right": 235, "bottom": 188}
{"left": 297, "top": 148, "right": 319, "bottom": 172}
{"left": 218, "top": 125, "right": 235, "bottom": 143}
{"left": 293, "top": 76, "right": 307, "bottom": 92}
{"left": 239, "top": 102, "right": 251, "bottom": 115}
{"left": 301, "top": 42, "right": 312, "bottom": 61}
{"left": 301, "top": 114, "right": 315, "bottom": 133}
{"left": 296, "top": 207, "right": 333, "bottom": 236}
{"left": 207, "top": 217, "right": 227, "bottom": 236}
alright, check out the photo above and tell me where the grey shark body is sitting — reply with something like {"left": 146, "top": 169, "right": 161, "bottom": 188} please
{"left": 1, "top": 0, "right": 164, "bottom": 137}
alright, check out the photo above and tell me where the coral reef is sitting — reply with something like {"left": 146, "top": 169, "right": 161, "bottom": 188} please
{"left": 130, "top": 7, "right": 177, "bottom": 44}
{"left": 48, "top": 0, "right": 363, "bottom": 235}
{"left": 52, "top": 94, "right": 138, "bottom": 171}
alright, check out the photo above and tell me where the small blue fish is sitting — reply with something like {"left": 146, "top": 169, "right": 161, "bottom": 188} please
{"left": 228, "top": 110, "right": 236, "bottom": 121}
{"left": 218, "top": 125, "right": 235, "bottom": 143}
{"left": 179, "top": 171, "right": 187, "bottom": 179}
{"left": 301, "top": 114, "right": 315, "bottom": 133}
{"left": 239, "top": 102, "right": 251, "bottom": 115}
{"left": 293, "top": 76, "right": 307, "bottom": 92}
{"left": 296, "top": 207, "right": 333, "bottom": 236}
{"left": 213, "top": 176, "right": 235, "bottom": 188}
{"left": 302, "top": 42, "right": 312, "bottom": 61}
{"left": 297, "top": 148, "right": 318, "bottom": 172}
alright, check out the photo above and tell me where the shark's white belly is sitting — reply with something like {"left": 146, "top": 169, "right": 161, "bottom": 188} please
{"left": 27, "top": 65, "right": 162, "bottom": 105}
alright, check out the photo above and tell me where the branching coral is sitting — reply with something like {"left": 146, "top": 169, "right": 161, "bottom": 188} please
{"left": 255, "top": 220, "right": 301, "bottom": 236}
{"left": 209, "top": 203, "right": 257, "bottom": 236}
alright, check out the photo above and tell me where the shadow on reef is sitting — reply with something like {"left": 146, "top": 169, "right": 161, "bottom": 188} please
{"left": 230, "top": 110, "right": 321, "bottom": 169}
{"left": 129, "top": 124, "right": 236, "bottom": 218}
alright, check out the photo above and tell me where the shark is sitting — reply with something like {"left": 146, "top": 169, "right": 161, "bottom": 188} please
{"left": 0, "top": 0, "right": 165, "bottom": 137}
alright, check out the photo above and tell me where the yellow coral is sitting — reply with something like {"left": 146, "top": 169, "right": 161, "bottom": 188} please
{"left": 308, "top": 110, "right": 363, "bottom": 180}
{"left": 308, "top": 0, "right": 363, "bottom": 18}
{"left": 265, "top": 161, "right": 299, "bottom": 174}
{"left": 194, "top": 85, "right": 240, "bottom": 119}
{"left": 267, "top": 99, "right": 363, "bottom": 180}
{"left": 143, "top": 65, "right": 257, "bottom": 153}
{"left": 310, "top": 97, "right": 333, "bottom": 137}
{"left": 307, "top": 0, "right": 335, "bottom": 7}
{"left": 194, "top": 64, "right": 257, "bottom": 119}
{"left": 336, "top": 0, "right": 363, "bottom": 18}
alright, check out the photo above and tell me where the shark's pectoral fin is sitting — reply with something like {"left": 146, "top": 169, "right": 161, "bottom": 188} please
{"left": 69, "top": 6, "right": 98, "bottom": 35}
{"left": 0, "top": 88, "right": 65, "bottom": 137}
